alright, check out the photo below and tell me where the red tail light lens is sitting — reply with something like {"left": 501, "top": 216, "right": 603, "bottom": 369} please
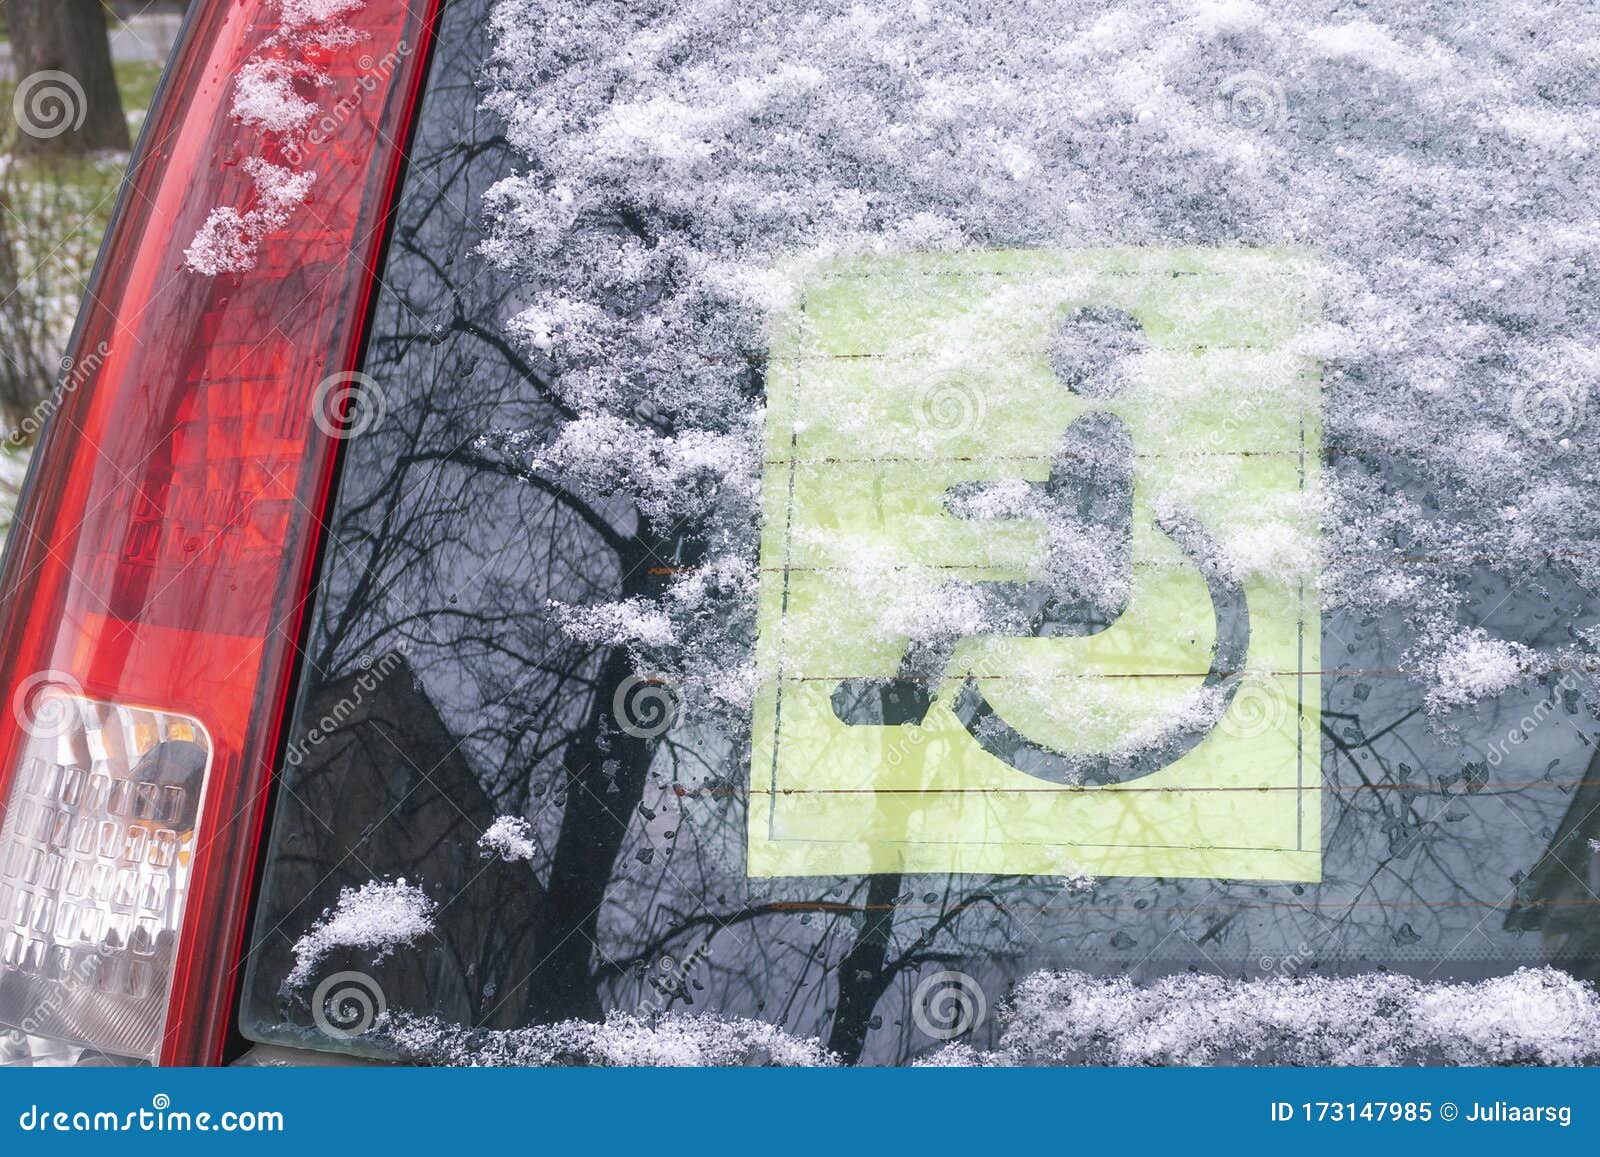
{"left": 0, "top": 0, "right": 440, "bottom": 1065}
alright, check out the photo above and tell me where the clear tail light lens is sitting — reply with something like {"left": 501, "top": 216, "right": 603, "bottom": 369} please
{"left": 0, "top": 690, "right": 210, "bottom": 1062}
{"left": 0, "top": 0, "right": 441, "bottom": 1065}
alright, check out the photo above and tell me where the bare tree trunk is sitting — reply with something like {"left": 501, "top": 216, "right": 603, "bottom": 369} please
{"left": 826, "top": 872, "right": 903, "bottom": 1063}
{"left": 525, "top": 645, "right": 657, "bottom": 1023}
{"left": 3, "top": 0, "right": 129, "bottom": 156}
{"left": 520, "top": 527, "right": 706, "bottom": 1024}
{"left": 0, "top": 208, "right": 27, "bottom": 434}
{"left": 0, "top": 182, "right": 50, "bottom": 439}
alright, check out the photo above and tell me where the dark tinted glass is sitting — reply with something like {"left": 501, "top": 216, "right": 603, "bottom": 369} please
{"left": 240, "top": 0, "right": 1600, "bottom": 1064}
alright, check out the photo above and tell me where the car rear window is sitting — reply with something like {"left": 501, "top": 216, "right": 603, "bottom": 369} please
{"left": 239, "top": 0, "right": 1600, "bottom": 1065}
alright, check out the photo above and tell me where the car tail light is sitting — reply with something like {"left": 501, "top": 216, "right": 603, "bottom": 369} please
{"left": 0, "top": 689, "right": 211, "bottom": 1062}
{"left": 0, "top": 0, "right": 440, "bottom": 1066}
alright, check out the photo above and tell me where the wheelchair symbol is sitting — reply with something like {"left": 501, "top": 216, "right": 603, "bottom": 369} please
{"left": 829, "top": 306, "right": 1250, "bottom": 786}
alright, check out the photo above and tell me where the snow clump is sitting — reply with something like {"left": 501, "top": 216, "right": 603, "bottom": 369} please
{"left": 924, "top": 967, "right": 1600, "bottom": 1067}
{"left": 478, "top": 815, "right": 539, "bottom": 862}
{"left": 285, "top": 878, "right": 436, "bottom": 988}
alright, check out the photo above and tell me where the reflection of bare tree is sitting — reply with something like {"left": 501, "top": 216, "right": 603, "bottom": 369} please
{"left": 526, "top": 647, "right": 654, "bottom": 1022}
{"left": 233, "top": 0, "right": 1009, "bottom": 1064}
{"left": 240, "top": 0, "right": 1600, "bottom": 1065}
{"left": 1507, "top": 747, "right": 1600, "bottom": 981}
{"left": 246, "top": 655, "right": 544, "bottom": 1032}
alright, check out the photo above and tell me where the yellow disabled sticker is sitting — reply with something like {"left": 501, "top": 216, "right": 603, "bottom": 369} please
{"left": 749, "top": 248, "right": 1321, "bottom": 883}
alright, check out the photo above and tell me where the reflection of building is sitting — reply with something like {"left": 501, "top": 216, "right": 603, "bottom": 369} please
{"left": 244, "top": 654, "right": 544, "bottom": 1045}
{"left": 1504, "top": 748, "right": 1600, "bottom": 981}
